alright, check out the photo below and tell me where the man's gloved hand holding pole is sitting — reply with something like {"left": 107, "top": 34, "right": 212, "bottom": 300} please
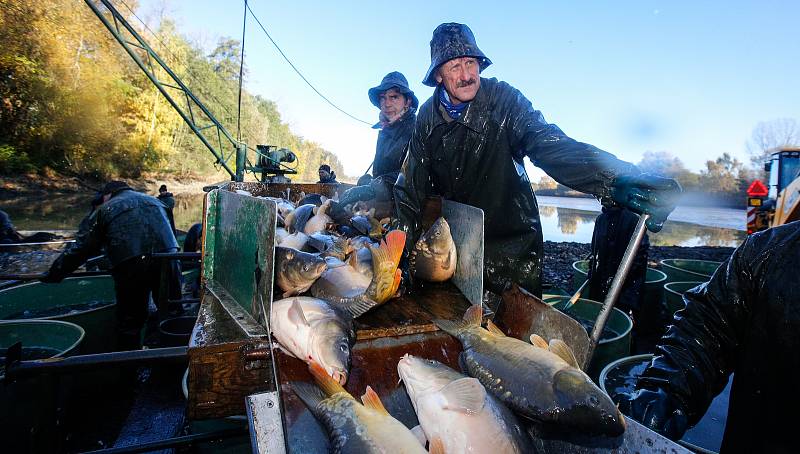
{"left": 611, "top": 173, "right": 682, "bottom": 232}
{"left": 617, "top": 387, "right": 689, "bottom": 440}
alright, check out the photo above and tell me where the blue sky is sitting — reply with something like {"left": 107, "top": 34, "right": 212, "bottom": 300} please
{"left": 136, "top": 0, "right": 799, "bottom": 179}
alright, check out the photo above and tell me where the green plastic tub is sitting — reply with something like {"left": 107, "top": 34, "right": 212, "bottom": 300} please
{"left": 572, "top": 260, "right": 668, "bottom": 306}
{"left": 543, "top": 295, "right": 633, "bottom": 379}
{"left": 659, "top": 259, "right": 721, "bottom": 283}
{"left": 0, "top": 320, "right": 85, "bottom": 453}
{"left": 664, "top": 281, "right": 704, "bottom": 316}
{"left": 0, "top": 276, "right": 116, "bottom": 353}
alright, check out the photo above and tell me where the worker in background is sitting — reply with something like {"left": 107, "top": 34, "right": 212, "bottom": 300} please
{"left": 339, "top": 72, "right": 418, "bottom": 207}
{"left": 394, "top": 23, "right": 681, "bottom": 295}
{"left": 40, "top": 181, "right": 181, "bottom": 350}
{"left": 586, "top": 206, "right": 665, "bottom": 353}
{"left": 317, "top": 164, "right": 338, "bottom": 184}
{"left": 0, "top": 209, "right": 24, "bottom": 244}
{"left": 617, "top": 220, "right": 800, "bottom": 453}
{"left": 157, "top": 184, "right": 177, "bottom": 237}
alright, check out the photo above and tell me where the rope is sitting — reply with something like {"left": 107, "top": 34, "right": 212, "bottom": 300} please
{"left": 245, "top": 2, "right": 371, "bottom": 126}
{"left": 236, "top": 0, "right": 248, "bottom": 141}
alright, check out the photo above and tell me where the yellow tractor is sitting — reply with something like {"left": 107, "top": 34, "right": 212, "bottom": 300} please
{"left": 753, "top": 147, "right": 800, "bottom": 232}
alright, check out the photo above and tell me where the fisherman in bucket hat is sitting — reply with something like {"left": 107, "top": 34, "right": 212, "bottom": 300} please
{"left": 339, "top": 71, "right": 418, "bottom": 207}
{"left": 394, "top": 22, "right": 681, "bottom": 295}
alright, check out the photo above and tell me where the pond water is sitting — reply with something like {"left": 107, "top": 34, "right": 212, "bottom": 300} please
{"left": 2, "top": 193, "right": 746, "bottom": 247}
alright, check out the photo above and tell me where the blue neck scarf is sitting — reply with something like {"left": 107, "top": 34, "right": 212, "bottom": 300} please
{"left": 439, "top": 89, "right": 468, "bottom": 120}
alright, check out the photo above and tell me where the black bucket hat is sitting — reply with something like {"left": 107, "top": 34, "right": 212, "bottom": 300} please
{"left": 422, "top": 23, "right": 492, "bottom": 87}
{"left": 368, "top": 71, "right": 419, "bottom": 109}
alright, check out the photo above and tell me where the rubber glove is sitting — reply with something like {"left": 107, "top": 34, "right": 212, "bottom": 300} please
{"left": 616, "top": 388, "right": 689, "bottom": 440}
{"left": 611, "top": 173, "right": 681, "bottom": 232}
{"left": 338, "top": 184, "right": 376, "bottom": 207}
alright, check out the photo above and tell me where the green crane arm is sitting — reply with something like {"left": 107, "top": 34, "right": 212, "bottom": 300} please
{"left": 83, "top": 0, "right": 247, "bottom": 181}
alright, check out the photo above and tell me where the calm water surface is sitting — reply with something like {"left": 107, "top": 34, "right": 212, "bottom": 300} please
{"left": 2, "top": 193, "right": 746, "bottom": 247}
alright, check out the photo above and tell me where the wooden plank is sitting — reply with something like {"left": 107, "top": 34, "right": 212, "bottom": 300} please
{"left": 353, "top": 281, "right": 473, "bottom": 340}
{"left": 187, "top": 289, "right": 274, "bottom": 420}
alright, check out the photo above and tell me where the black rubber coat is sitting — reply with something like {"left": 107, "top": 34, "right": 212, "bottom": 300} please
{"left": 48, "top": 189, "right": 178, "bottom": 277}
{"left": 634, "top": 221, "right": 800, "bottom": 453}
{"left": 158, "top": 191, "right": 177, "bottom": 235}
{"left": 372, "top": 108, "right": 416, "bottom": 180}
{"left": 394, "top": 78, "right": 637, "bottom": 293}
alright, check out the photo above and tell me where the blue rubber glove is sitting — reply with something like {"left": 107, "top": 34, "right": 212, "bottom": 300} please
{"left": 338, "top": 184, "right": 376, "bottom": 207}
{"left": 611, "top": 174, "right": 681, "bottom": 232}
{"left": 616, "top": 388, "right": 689, "bottom": 441}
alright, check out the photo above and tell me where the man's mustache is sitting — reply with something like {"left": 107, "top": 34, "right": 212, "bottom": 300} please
{"left": 456, "top": 78, "right": 477, "bottom": 88}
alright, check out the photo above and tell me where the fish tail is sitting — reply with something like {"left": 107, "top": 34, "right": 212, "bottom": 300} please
{"left": 390, "top": 268, "right": 402, "bottom": 297}
{"left": 462, "top": 304, "right": 483, "bottom": 326}
{"left": 383, "top": 230, "right": 406, "bottom": 265}
{"left": 327, "top": 293, "right": 380, "bottom": 318}
{"left": 308, "top": 360, "right": 348, "bottom": 397}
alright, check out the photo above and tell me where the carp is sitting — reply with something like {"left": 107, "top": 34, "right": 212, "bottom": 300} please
{"left": 292, "top": 361, "right": 427, "bottom": 454}
{"left": 284, "top": 204, "right": 315, "bottom": 233}
{"left": 397, "top": 354, "right": 531, "bottom": 454}
{"left": 274, "top": 246, "right": 327, "bottom": 297}
{"left": 271, "top": 298, "right": 354, "bottom": 384}
{"left": 435, "top": 305, "right": 626, "bottom": 437}
{"left": 278, "top": 231, "right": 309, "bottom": 250}
{"left": 304, "top": 199, "right": 334, "bottom": 234}
{"left": 310, "top": 230, "right": 405, "bottom": 317}
{"left": 411, "top": 217, "right": 457, "bottom": 282}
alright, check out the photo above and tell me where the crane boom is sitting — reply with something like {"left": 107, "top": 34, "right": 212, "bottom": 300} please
{"left": 84, "top": 0, "right": 247, "bottom": 181}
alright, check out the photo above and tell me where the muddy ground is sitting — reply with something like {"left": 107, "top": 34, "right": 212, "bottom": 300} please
{"left": 542, "top": 241, "right": 733, "bottom": 290}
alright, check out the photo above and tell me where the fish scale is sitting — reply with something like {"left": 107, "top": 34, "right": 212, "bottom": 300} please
{"left": 436, "top": 306, "right": 626, "bottom": 436}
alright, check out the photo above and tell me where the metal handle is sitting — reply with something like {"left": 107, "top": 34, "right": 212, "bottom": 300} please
{"left": 583, "top": 213, "right": 649, "bottom": 369}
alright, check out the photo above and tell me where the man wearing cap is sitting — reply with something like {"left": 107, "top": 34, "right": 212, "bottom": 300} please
{"left": 157, "top": 184, "right": 177, "bottom": 237}
{"left": 394, "top": 23, "right": 682, "bottom": 295}
{"left": 41, "top": 181, "right": 181, "bottom": 350}
{"left": 338, "top": 72, "right": 418, "bottom": 207}
{"left": 317, "top": 164, "right": 338, "bottom": 184}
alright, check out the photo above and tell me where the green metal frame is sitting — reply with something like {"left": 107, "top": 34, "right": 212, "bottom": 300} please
{"left": 202, "top": 189, "right": 276, "bottom": 326}
{"left": 83, "top": 0, "right": 247, "bottom": 181}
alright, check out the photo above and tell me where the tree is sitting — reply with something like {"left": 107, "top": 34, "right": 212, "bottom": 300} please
{"left": 746, "top": 118, "right": 800, "bottom": 168}
{"left": 537, "top": 175, "right": 557, "bottom": 190}
{"left": 701, "top": 153, "right": 747, "bottom": 193}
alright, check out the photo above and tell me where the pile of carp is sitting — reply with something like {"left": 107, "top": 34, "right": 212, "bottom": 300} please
{"left": 260, "top": 192, "right": 626, "bottom": 453}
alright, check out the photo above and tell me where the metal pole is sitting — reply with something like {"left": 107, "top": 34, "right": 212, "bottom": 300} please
{"left": 584, "top": 213, "right": 649, "bottom": 369}
{"left": 5, "top": 347, "right": 188, "bottom": 380}
{"left": 80, "top": 426, "right": 248, "bottom": 454}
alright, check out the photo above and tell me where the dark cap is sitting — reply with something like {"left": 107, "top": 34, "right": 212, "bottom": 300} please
{"left": 101, "top": 180, "right": 132, "bottom": 196}
{"left": 159, "top": 184, "right": 167, "bottom": 192}
{"left": 368, "top": 72, "right": 419, "bottom": 110}
{"left": 319, "top": 164, "right": 331, "bottom": 173}
{"left": 422, "top": 23, "right": 492, "bottom": 87}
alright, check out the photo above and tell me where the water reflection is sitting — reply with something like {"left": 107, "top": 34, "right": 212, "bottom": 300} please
{"left": 3, "top": 193, "right": 207, "bottom": 232}
{"left": 3, "top": 193, "right": 745, "bottom": 247}
{"left": 536, "top": 205, "right": 745, "bottom": 247}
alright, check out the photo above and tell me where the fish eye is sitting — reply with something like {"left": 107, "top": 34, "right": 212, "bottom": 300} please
{"left": 303, "top": 264, "right": 310, "bottom": 272}
{"left": 589, "top": 395, "right": 599, "bottom": 405}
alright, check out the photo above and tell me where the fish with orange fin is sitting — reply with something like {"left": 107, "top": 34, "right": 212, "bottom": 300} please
{"left": 434, "top": 305, "right": 626, "bottom": 437}
{"left": 310, "top": 230, "right": 406, "bottom": 317}
{"left": 291, "top": 361, "right": 427, "bottom": 454}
